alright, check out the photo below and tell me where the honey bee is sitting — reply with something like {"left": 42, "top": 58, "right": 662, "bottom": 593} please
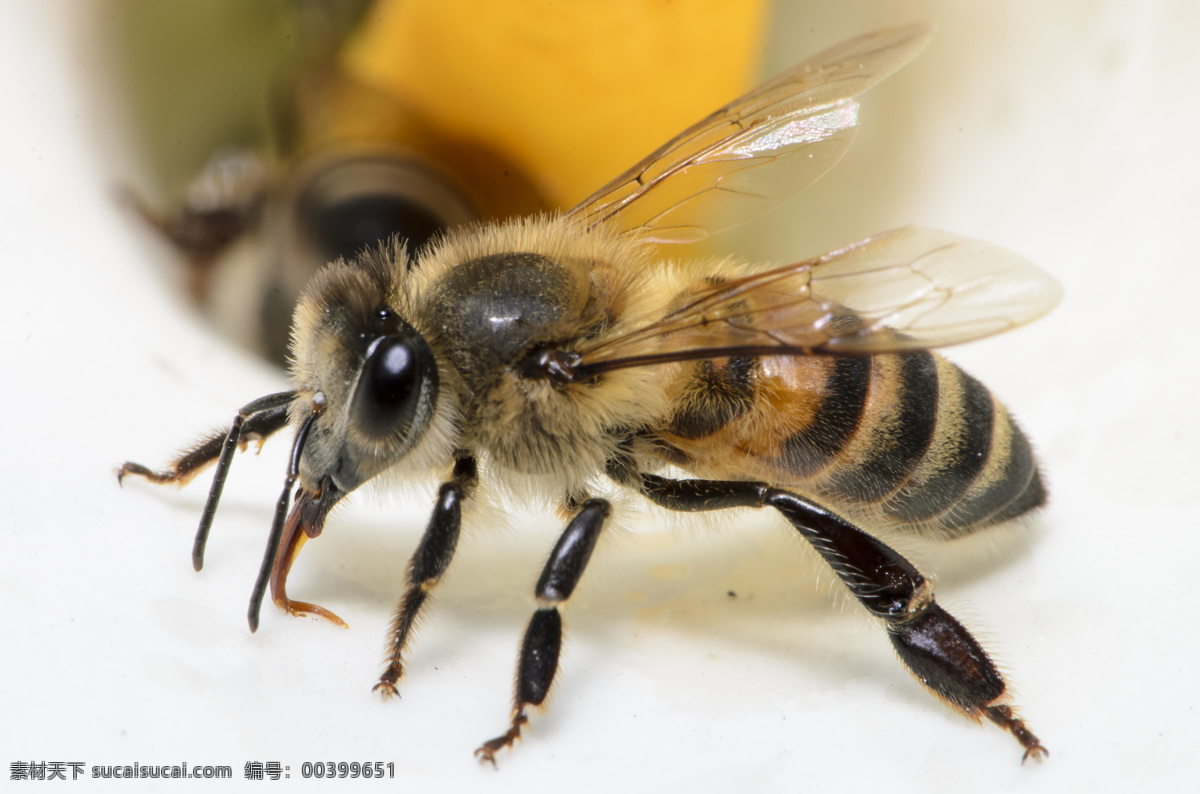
{"left": 121, "top": 23, "right": 1058, "bottom": 764}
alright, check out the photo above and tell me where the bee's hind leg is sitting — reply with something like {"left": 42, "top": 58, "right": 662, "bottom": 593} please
{"left": 766, "top": 488, "right": 1047, "bottom": 761}
{"left": 621, "top": 470, "right": 1047, "bottom": 763}
{"left": 474, "top": 498, "right": 611, "bottom": 767}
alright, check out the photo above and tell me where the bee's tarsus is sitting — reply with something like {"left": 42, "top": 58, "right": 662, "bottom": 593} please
{"left": 474, "top": 709, "right": 529, "bottom": 769}
{"left": 987, "top": 705, "right": 1048, "bottom": 763}
{"left": 372, "top": 666, "right": 401, "bottom": 700}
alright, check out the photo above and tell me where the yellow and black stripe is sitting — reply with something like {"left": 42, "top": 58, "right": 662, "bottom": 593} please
{"left": 654, "top": 351, "right": 1044, "bottom": 538}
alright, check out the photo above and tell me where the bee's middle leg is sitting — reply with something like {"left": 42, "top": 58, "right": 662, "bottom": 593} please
{"left": 474, "top": 498, "right": 611, "bottom": 767}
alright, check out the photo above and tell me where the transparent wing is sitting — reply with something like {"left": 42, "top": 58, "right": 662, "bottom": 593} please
{"left": 566, "top": 23, "right": 933, "bottom": 243}
{"left": 575, "top": 227, "right": 1061, "bottom": 375}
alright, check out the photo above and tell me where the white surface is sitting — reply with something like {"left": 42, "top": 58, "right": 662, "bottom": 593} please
{"left": 4, "top": 1, "right": 1199, "bottom": 791}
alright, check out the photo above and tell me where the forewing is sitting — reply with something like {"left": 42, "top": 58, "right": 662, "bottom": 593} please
{"left": 567, "top": 23, "right": 933, "bottom": 243}
{"left": 575, "top": 227, "right": 1061, "bottom": 374}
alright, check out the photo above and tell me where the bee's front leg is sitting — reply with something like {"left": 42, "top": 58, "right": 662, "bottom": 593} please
{"left": 373, "top": 454, "right": 478, "bottom": 698}
{"left": 474, "top": 498, "right": 611, "bottom": 767}
{"left": 119, "top": 391, "right": 296, "bottom": 571}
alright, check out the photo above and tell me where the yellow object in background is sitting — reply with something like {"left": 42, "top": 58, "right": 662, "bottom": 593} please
{"left": 344, "top": 0, "right": 768, "bottom": 207}
{"left": 105, "top": 0, "right": 768, "bottom": 362}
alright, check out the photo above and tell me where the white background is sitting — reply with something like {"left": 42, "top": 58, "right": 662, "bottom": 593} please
{"left": 3, "top": 1, "right": 1198, "bottom": 791}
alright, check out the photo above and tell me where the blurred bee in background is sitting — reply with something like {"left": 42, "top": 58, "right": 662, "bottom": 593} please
{"left": 122, "top": 23, "right": 1058, "bottom": 764}
{"left": 104, "top": 0, "right": 768, "bottom": 363}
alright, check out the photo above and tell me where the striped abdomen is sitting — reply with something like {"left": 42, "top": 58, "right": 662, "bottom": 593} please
{"left": 651, "top": 352, "right": 1044, "bottom": 537}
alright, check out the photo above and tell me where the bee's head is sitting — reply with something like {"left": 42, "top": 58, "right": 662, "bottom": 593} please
{"left": 288, "top": 245, "right": 443, "bottom": 492}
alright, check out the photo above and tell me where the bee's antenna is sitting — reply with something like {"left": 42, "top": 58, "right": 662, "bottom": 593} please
{"left": 248, "top": 393, "right": 325, "bottom": 633}
{"left": 193, "top": 391, "right": 296, "bottom": 571}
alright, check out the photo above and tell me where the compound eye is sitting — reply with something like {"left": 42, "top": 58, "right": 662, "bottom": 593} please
{"left": 350, "top": 329, "right": 437, "bottom": 441}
